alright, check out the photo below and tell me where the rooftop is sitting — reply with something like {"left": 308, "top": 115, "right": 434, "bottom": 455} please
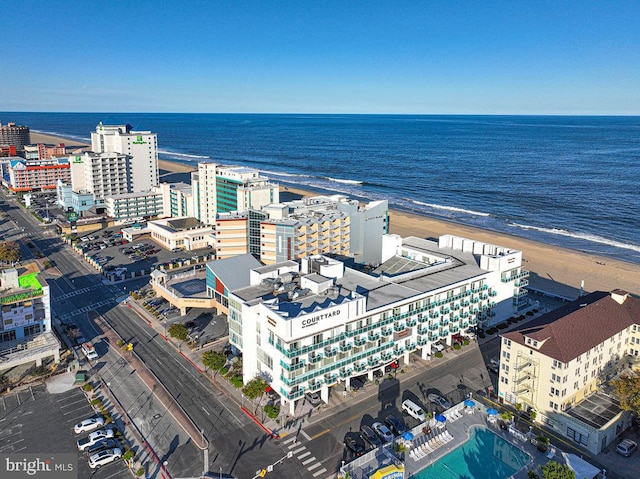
{"left": 566, "top": 391, "right": 623, "bottom": 429}
{"left": 501, "top": 291, "right": 640, "bottom": 363}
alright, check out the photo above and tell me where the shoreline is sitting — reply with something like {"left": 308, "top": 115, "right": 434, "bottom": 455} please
{"left": 28, "top": 131, "right": 640, "bottom": 296}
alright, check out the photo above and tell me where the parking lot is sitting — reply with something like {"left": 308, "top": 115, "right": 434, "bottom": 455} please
{"left": 0, "top": 383, "right": 129, "bottom": 478}
{"left": 76, "top": 227, "right": 213, "bottom": 278}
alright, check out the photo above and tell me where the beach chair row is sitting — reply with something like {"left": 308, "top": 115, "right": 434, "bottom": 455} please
{"left": 409, "top": 430, "right": 454, "bottom": 461}
{"left": 445, "top": 408, "right": 463, "bottom": 422}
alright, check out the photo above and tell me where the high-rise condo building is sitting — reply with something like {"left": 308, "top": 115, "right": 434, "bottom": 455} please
{"left": 90, "top": 122, "right": 159, "bottom": 192}
{"left": 191, "top": 163, "right": 279, "bottom": 226}
{"left": 0, "top": 122, "right": 30, "bottom": 151}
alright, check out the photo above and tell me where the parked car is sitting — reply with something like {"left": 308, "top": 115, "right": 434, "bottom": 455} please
{"left": 616, "top": 439, "right": 637, "bottom": 457}
{"left": 384, "top": 360, "right": 400, "bottom": 373}
{"left": 359, "top": 424, "right": 382, "bottom": 448}
{"left": 305, "top": 391, "right": 322, "bottom": 407}
{"left": 431, "top": 342, "right": 445, "bottom": 353}
{"left": 402, "top": 399, "right": 427, "bottom": 422}
{"left": 74, "top": 416, "right": 105, "bottom": 434}
{"left": 428, "top": 393, "right": 451, "bottom": 409}
{"left": 77, "top": 429, "right": 115, "bottom": 451}
{"left": 86, "top": 438, "right": 120, "bottom": 455}
{"left": 488, "top": 357, "right": 500, "bottom": 374}
{"left": 384, "top": 415, "right": 407, "bottom": 435}
{"left": 350, "top": 378, "right": 365, "bottom": 391}
{"left": 88, "top": 448, "right": 122, "bottom": 469}
{"left": 344, "top": 435, "right": 366, "bottom": 456}
{"left": 372, "top": 422, "right": 394, "bottom": 443}
{"left": 373, "top": 369, "right": 384, "bottom": 379}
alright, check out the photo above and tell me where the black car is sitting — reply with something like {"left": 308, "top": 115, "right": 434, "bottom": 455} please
{"left": 344, "top": 435, "right": 366, "bottom": 456}
{"left": 85, "top": 438, "right": 119, "bottom": 455}
{"left": 359, "top": 424, "right": 382, "bottom": 448}
{"left": 373, "top": 370, "right": 384, "bottom": 379}
{"left": 350, "top": 378, "right": 365, "bottom": 391}
{"left": 384, "top": 415, "right": 407, "bottom": 435}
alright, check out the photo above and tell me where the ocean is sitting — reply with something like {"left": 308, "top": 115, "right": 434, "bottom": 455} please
{"left": 3, "top": 112, "right": 639, "bottom": 264}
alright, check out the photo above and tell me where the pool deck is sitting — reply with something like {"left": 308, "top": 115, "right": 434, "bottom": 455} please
{"left": 343, "top": 402, "right": 573, "bottom": 479}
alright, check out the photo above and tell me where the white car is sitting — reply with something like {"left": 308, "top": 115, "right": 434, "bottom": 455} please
{"left": 74, "top": 416, "right": 105, "bottom": 434}
{"left": 88, "top": 448, "right": 122, "bottom": 469}
{"left": 77, "top": 429, "right": 115, "bottom": 451}
{"left": 372, "top": 421, "right": 394, "bottom": 443}
{"left": 428, "top": 393, "right": 452, "bottom": 409}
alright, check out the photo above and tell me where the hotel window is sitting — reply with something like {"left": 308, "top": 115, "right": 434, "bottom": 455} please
{"left": 553, "top": 359, "right": 562, "bottom": 369}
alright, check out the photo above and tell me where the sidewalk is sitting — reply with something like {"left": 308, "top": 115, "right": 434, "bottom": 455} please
{"left": 126, "top": 296, "right": 481, "bottom": 440}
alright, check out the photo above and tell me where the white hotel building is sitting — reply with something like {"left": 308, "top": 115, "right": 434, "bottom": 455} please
{"left": 223, "top": 234, "right": 528, "bottom": 413}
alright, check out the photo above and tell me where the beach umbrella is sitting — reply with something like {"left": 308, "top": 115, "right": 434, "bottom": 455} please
{"left": 402, "top": 431, "right": 414, "bottom": 441}
{"left": 464, "top": 399, "right": 476, "bottom": 407}
{"left": 487, "top": 408, "right": 498, "bottom": 416}
{"left": 435, "top": 414, "right": 447, "bottom": 422}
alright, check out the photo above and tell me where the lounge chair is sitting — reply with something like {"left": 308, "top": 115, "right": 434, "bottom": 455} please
{"left": 547, "top": 447, "right": 556, "bottom": 459}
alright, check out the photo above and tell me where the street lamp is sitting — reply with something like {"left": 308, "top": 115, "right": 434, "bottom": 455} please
{"left": 219, "top": 465, "right": 222, "bottom": 479}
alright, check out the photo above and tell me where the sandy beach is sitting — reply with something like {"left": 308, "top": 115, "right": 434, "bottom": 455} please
{"left": 29, "top": 130, "right": 640, "bottom": 297}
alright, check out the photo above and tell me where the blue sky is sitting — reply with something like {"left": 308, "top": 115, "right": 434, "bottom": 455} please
{"left": 2, "top": 1, "right": 639, "bottom": 114}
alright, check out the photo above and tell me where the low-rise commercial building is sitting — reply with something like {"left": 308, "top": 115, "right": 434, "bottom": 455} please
{"left": 498, "top": 289, "right": 639, "bottom": 454}
{"left": 0, "top": 266, "right": 60, "bottom": 370}
{"left": 147, "top": 217, "right": 214, "bottom": 251}
{"left": 104, "top": 190, "right": 163, "bottom": 224}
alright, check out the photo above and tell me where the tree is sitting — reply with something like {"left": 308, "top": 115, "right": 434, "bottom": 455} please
{"left": 167, "top": 323, "right": 188, "bottom": 342}
{"left": 242, "top": 377, "right": 268, "bottom": 413}
{"left": 539, "top": 461, "right": 575, "bottom": 479}
{"left": 610, "top": 372, "right": 640, "bottom": 417}
{"left": 202, "top": 351, "right": 226, "bottom": 372}
{"left": 0, "top": 241, "right": 19, "bottom": 264}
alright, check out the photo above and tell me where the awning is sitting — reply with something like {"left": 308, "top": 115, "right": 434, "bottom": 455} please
{"left": 369, "top": 464, "right": 405, "bottom": 479}
{"left": 562, "top": 452, "right": 600, "bottom": 479}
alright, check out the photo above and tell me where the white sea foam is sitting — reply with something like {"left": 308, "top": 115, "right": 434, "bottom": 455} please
{"left": 510, "top": 223, "right": 640, "bottom": 253}
{"left": 158, "top": 149, "right": 210, "bottom": 160}
{"left": 324, "top": 177, "right": 364, "bottom": 185}
{"left": 259, "top": 169, "right": 308, "bottom": 178}
{"left": 409, "top": 199, "right": 491, "bottom": 217}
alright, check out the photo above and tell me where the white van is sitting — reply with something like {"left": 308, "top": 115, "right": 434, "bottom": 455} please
{"left": 402, "top": 399, "right": 426, "bottom": 422}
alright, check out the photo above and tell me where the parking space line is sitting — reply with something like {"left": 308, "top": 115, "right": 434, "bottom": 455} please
{"left": 59, "top": 397, "right": 87, "bottom": 409}
{"left": 56, "top": 392, "right": 85, "bottom": 403}
{"left": 0, "top": 439, "right": 24, "bottom": 451}
{"left": 0, "top": 431, "right": 23, "bottom": 441}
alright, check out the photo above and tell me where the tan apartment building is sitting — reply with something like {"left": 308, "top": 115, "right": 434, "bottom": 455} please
{"left": 498, "top": 289, "right": 639, "bottom": 454}
{"left": 215, "top": 213, "right": 249, "bottom": 260}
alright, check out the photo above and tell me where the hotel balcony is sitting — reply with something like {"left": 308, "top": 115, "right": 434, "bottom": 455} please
{"left": 489, "top": 290, "right": 498, "bottom": 297}
{"left": 514, "top": 289, "right": 528, "bottom": 298}
{"left": 429, "top": 312, "right": 440, "bottom": 319}
{"left": 339, "top": 368, "right": 353, "bottom": 378}
{"left": 428, "top": 333, "right": 439, "bottom": 341}
{"left": 325, "top": 346, "right": 338, "bottom": 357}
{"left": 339, "top": 342, "right": 353, "bottom": 352}
{"left": 501, "top": 270, "right": 529, "bottom": 283}
{"left": 515, "top": 279, "right": 529, "bottom": 288}
{"left": 368, "top": 356, "right": 380, "bottom": 366}
{"left": 368, "top": 332, "right": 380, "bottom": 341}
{"left": 393, "top": 346, "right": 404, "bottom": 356}
{"left": 381, "top": 328, "right": 393, "bottom": 337}
{"left": 393, "top": 323, "right": 406, "bottom": 332}
{"left": 281, "top": 389, "right": 306, "bottom": 401}
{"left": 354, "top": 362, "right": 367, "bottom": 372}
{"left": 406, "top": 318, "right": 417, "bottom": 327}
{"left": 381, "top": 351, "right": 393, "bottom": 362}
{"left": 418, "top": 326, "right": 429, "bottom": 335}
{"left": 309, "top": 353, "right": 323, "bottom": 363}
{"left": 440, "top": 319, "right": 449, "bottom": 326}
{"left": 452, "top": 303, "right": 460, "bottom": 311}
{"left": 280, "top": 359, "right": 306, "bottom": 372}
{"left": 418, "top": 315, "right": 428, "bottom": 323}
{"left": 417, "top": 337, "right": 429, "bottom": 346}
{"left": 354, "top": 337, "right": 367, "bottom": 346}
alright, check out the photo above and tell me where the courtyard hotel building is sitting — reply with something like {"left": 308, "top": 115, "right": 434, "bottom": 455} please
{"left": 215, "top": 234, "right": 528, "bottom": 413}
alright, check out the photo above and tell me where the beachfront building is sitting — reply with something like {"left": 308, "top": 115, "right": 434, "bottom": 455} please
{"left": 0, "top": 146, "right": 18, "bottom": 157}
{"left": 0, "top": 266, "right": 60, "bottom": 370}
{"left": 259, "top": 210, "right": 351, "bottom": 264}
{"left": 24, "top": 143, "right": 67, "bottom": 160}
{"left": 68, "top": 151, "right": 130, "bottom": 201}
{"left": 191, "top": 163, "right": 279, "bottom": 225}
{"left": 104, "top": 190, "right": 164, "bottom": 224}
{"left": 0, "top": 122, "right": 30, "bottom": 152}
{"left": 147, "top": 217, "right": 214, "bottom": 251}
{"left": 215, "top": 212, "right": 250, "bottom": 260}
{"left": 7, "top": 157, "right": 71, "bottom": 192}
{"left": 90, "top": 122, "right": 159, "bottom": 192}
{"left": 157, "top": 182, "right": 195, "bottom": 219}
{"left": 497, "top": 289, "right": 639, "bottom": 455}
{"left": 209, "top": 234, "right": 523, "bottom": 413}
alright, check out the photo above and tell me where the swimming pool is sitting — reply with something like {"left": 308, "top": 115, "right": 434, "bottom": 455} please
{"left": 410, "top": 427, "right": 531, "bottom": 479}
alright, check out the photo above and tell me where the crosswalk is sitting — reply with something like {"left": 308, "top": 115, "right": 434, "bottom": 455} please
{"left": 57, "top": 298, "right": 117, "bottom": 320}
{"left": 56, "top": 284, "right": 121, "bottom": 301}
{"left": 282, "top": 435, "right": 327, "bottom": 478}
